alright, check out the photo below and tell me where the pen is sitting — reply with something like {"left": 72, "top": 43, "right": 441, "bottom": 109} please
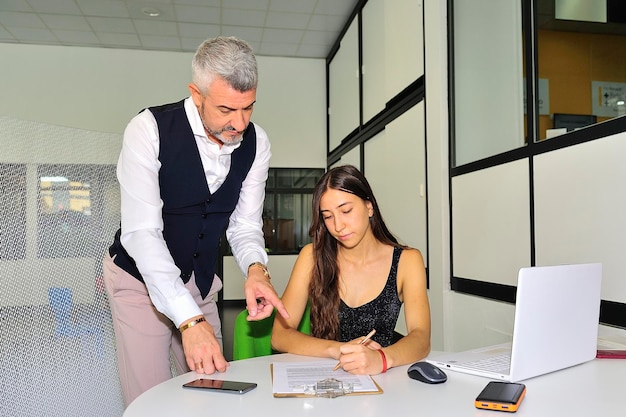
{"left": 333, "top": 329, "right": 376, "bottom": 371}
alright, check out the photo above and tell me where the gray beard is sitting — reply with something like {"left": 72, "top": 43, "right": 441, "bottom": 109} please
{"left": 202, "top": 120, "right": 245, "bottom": 146}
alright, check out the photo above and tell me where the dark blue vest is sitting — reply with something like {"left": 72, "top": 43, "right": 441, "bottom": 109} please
{"left": 109, "top": 99, "right": 257, "bottom": 298}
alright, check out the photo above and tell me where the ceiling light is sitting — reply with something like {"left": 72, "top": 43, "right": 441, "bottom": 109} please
{"left": 142, "top": 7, "right": 161, "bottom": 17}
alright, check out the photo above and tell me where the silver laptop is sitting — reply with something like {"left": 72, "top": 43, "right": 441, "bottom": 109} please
{"left": 427, "top": 263, "right": 602, "bottom": 382}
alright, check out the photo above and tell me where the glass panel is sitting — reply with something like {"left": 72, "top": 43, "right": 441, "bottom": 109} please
{"left": 537, "top": 0, "right": 626, "bottom": 141}
{"left": 0, "top": 164, "right": 27, "bottom": 260}
{"left": 297, "top": 193, "right": 314, "bottom": 250}
{"left": 362, "top": 0, "right": 424, "bottom": 123}
{"left": 275, "top": 194, "right": 296, "bottom": 252}
{"left": 37, "top": 164, "right": 116, "bottom": 259}
{"left": 274, "top": 193, "right": 314, "bottom": 252}
{"left": 328, "top": 18, "right": 360, "bottom": 151}
{"left": 266, "top": 169, "right": 275, "bottom": 188}
{"left": 262, "top": 193, "right": 275, "bottom": 251}
{"left": 453, "top": 0, "right": 526, "bottom": 166}
{"left": 226, "top": 168, "right": 324, "bottom": 255}
{"left": 275, "top": 169, "right": 322, "bottom": 189}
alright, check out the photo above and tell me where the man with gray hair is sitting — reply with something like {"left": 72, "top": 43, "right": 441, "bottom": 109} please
{"left": 103, "top": 36, "right": 288, "bottom": 406}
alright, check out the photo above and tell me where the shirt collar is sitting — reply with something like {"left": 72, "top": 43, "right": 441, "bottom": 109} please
{"left": 184, "top": 96, "right": 207, "bottom": 138}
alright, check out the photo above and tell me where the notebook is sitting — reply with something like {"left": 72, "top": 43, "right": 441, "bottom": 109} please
{"left": 428, "top": 263, "right": 602, "bottom": 382}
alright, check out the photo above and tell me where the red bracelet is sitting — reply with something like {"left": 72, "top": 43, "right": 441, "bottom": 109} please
{"left": 377, "top": 349, "right": 388, "bottom": 373}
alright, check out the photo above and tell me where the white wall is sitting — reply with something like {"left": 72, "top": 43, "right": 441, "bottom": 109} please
{"left": 0, "top": 42, "right": 327, "bottom": 168}
{"left": 0, "top": 44, "right": 189, "bottom": 134}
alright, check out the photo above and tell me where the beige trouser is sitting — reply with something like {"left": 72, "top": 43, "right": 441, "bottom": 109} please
{"left": 102, "top": 252, "right": 222, "bottom": 407}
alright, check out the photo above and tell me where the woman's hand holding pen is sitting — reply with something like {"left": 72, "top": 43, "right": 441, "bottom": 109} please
{"left": 334, "top": 329, "right": 383, "bottom": 374}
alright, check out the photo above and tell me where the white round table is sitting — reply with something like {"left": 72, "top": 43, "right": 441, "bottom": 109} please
{"left": 124, "top": 352, "right": 625, "bottom": 416}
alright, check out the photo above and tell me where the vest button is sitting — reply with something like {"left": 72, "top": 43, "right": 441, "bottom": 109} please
{"left": 201, "top": 214, "right": 207, "bottom": 219}
{"left": 193, "top": 252, "right": 199, "bottom": 258}
{"left": 198, "top": 233, "right": 204, "bottom": 239}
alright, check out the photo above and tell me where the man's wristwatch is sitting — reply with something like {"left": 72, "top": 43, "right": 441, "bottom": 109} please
{"left": 248, "top": 262, "right": 270, "bottom": 278}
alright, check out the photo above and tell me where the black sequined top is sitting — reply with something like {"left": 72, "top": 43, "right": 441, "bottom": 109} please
{"left": 338, "top": 246, "right": 403, "bottom": 347}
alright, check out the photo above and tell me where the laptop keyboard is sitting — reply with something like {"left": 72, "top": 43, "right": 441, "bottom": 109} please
{"left": 460, "top": 353, "right": 511, "bottom": 373}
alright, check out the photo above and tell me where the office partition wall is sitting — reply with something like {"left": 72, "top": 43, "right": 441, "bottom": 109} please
{"left": 327, "top": 0, "right": 428, "bottom": 267}
{"left": 452, "top": 160, "right": 531, "bottom": 286}
{"left": 534, "top": 131, "right": 626, "bottom": 305}
{"left": 0, "top": 117, "right": 124, "bottom": 417}
{"left": 449, "top": 0, "right": 626, "bottom": 331}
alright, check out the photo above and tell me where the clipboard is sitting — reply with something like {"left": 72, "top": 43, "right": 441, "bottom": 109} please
{"left": 270, "top": 360, "right": 383, "bottom": 398}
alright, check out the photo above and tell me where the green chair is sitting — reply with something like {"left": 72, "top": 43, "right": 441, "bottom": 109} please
{"left": 232, "top": 303, "right": 311, "bottom": 360}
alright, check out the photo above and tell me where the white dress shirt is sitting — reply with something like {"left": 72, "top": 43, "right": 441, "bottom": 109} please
{"left": 117, "top": 97, "right": 270, "bottom": 327}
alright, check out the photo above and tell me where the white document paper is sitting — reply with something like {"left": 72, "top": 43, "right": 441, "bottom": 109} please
{"left": 271, "top": 359, "right": 380, "bottom": 394}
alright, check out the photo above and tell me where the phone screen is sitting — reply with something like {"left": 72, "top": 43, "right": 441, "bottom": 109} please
{"left": 182, "top": 379, "right": 257, "bottom": 394}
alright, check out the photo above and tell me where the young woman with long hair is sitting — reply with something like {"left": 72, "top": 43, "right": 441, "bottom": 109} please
{"left": 271, "top": 165, "right": 430, "bottom": 374}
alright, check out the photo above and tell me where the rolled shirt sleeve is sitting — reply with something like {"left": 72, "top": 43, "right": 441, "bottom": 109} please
{"left": 226, "top": 123, "right": 271, "bottom": 275}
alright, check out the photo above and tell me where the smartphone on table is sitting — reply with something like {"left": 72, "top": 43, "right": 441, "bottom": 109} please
{"left": 182, "top": 378, "right": 257, "bottom": 394}
{"left": 475, "top": 381, "right": 526, "bottom": 412}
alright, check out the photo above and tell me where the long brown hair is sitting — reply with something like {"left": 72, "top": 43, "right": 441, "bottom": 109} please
{"left": 308, "top": 165, "right": 399, "bottom": 340}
